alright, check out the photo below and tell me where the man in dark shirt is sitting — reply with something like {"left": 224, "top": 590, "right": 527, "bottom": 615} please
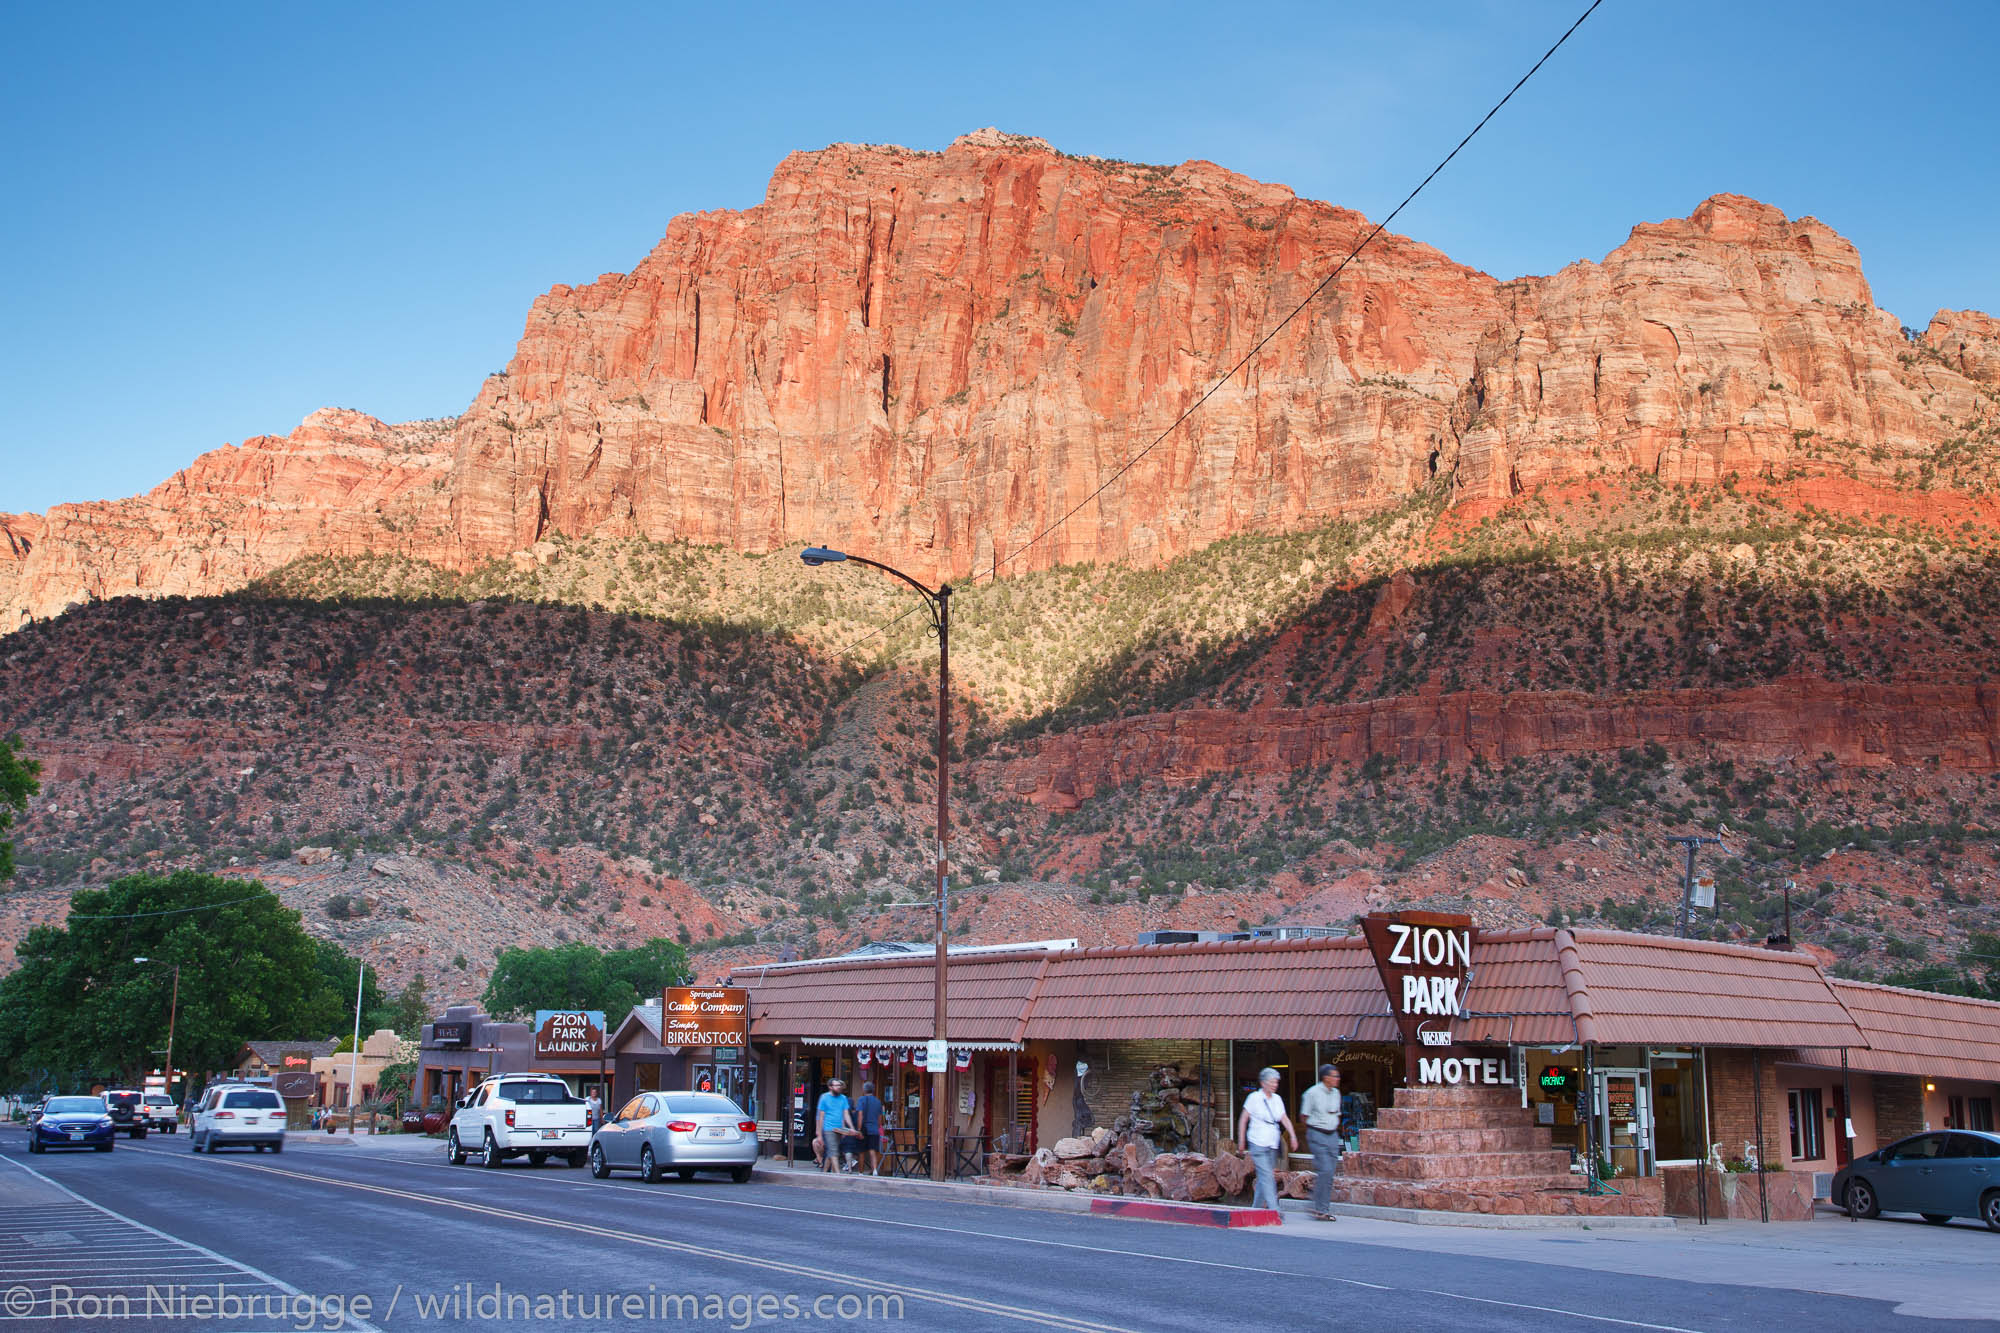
{"left": 853, "top": 1081, "right": 886, "bottom": 1175}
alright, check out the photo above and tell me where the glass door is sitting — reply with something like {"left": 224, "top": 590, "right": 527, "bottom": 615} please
{"left": 1592, "top": 1068, "right": 1653, "bottom": 1178}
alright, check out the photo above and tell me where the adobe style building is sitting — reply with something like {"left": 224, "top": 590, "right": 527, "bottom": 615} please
{"left": 726, "top": 916, "right": 2000, "bottom": 1219}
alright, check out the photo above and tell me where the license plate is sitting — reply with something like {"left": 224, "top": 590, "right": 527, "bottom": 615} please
{"left": 540, "top": 1130, "right": 561, "bottom": 1140}
{"left": 66, "top": 1131, "right": 84, "bottom": 1140}
{"left": 699, "top": 1126, "right": 731, "bottom": 1139}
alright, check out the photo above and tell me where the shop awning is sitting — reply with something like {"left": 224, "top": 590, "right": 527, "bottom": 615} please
{"left": 738, "top": 950, "right": 1047, "bottom": 1046}
{"left": 1559, "top": 931, "right": 1866, "bottom": 1050}
{"left": 791, "top": 1037, "right": 1022, "bottom": 1051}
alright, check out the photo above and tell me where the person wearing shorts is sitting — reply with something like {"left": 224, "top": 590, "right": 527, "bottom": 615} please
{"left": 853, "top": 1081, "right": 886, "bottom": 1175}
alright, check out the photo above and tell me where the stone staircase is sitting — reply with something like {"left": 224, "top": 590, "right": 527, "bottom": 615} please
{"left": 1330, "top": 1085, "right": 1663, "bottom": 1217}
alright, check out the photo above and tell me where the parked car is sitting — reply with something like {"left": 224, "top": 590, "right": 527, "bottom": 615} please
{"left": 102, "top": 1089, "right": 148, "bottom": 1139}
{"left": 190, "top": 1084, "right": 286, "bottom": 1153}
{"left": 588, "top": 1091, "right": 758, "bottom": 1183}
{"left": 447, "top": 1074, "right": 590, "bottom": 1168}
{"left": 1833, "top": 1129, "right": 2000, "bottom": 1231}
{"left": 141, "top": 1094, "right": 179, "bottom": 1133}
{"left": 27, "top": 1096, "right": 115, "bottom": 1153}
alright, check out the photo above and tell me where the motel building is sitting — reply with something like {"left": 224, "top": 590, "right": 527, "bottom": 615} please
{"left": 726, "top": 914, "right": 2000, "bottom": 1220}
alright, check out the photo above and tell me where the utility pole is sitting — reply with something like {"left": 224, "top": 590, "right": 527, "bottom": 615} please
{"left": 1667, "top": 835, "right": 1725, "bottom": 937}
{"left": 348, "top": 963, "right": 365, "bottom": 1133}
{"left": 801, "top": 546, "right": 954, "bottom": 1182}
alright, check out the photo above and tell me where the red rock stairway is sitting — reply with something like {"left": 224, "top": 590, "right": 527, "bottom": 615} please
{"left": 1330, "top": 1085, "right": 1663, "bottom": 1217}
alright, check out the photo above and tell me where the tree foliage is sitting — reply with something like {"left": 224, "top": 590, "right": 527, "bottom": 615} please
{"left": 0, "top": 871, "right": 364, "bottom": 1092}
{"left": 481, "top": 938, "right": 691, "bottom": 1029}
{"left": 0, "top": 734, "right": 40, "bottom": 884}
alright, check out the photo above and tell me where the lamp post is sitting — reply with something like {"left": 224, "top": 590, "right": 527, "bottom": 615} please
{"left": 801, "top": 545, "right": 953, "bottom": 1183}
{"left": 133, "top": 957, "right": 180, "bottom": 1104}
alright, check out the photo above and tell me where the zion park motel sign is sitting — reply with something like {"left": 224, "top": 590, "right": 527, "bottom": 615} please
{"left": 1361, "top": 911, "right": 1517, "bottom": 1089}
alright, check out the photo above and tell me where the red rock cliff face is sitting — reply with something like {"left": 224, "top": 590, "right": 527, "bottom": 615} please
{"left": 1453, "top": 195, "right": 1997, "bottom": 501}
{"left": 2, "top": 136, "right": 1994, "bottom": 627}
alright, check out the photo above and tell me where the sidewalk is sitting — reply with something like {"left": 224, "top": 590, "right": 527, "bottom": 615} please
{"left": 749, "top": 1162, "right": 1996, "bottom": 1321}
{"left": 285, "top": 1130, "right": 449, "bottom": 1155}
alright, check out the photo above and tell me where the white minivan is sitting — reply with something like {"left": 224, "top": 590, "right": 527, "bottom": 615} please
{"left": 191, "top": 1084, "right": 287, "bottom": 1153}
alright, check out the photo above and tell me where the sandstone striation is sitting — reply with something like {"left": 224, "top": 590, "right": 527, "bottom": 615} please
{"left": 5, "top": 135, "right": 1992, "bottom": 630}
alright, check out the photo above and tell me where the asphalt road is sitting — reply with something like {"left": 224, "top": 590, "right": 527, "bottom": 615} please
{"left": 0, "top": 1127, "right": 1989, "bottom": 1333}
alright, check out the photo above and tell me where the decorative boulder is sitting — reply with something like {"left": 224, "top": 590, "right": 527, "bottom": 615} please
{"left": 1052, "top": 1136, "right": 1096, "bottom": 1160}
{"left": 1212, "top": 1150, "right": 1253, "bottom": 1198}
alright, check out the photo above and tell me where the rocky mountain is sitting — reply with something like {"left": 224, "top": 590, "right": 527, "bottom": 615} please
{"left": 7, "top": 132, "right": 1992, "bottom": 627}
{"left": 3, "top": 130, "right": 1998, "bottom": 995}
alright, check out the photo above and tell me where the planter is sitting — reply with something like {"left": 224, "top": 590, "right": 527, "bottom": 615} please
{"left": 1662, "top": 1164, "right": 1814, "bottom": 1221}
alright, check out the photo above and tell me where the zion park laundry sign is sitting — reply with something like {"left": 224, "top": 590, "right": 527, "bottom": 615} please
{"left": 1360, "top": 911, "right": 1514, "bottom": 1088}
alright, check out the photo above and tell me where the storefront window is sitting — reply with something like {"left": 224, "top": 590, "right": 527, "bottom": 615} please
{"left": 1788, "top": 1086, "right": 1824, "bottom": 1161}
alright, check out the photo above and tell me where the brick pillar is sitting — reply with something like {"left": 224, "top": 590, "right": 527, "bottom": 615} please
{"left": 1704, "top": 1049, "right": 1783, "bottom": 1165}
{"left": 1871, "top": 1075, "right": 1924, "bottom": 1141}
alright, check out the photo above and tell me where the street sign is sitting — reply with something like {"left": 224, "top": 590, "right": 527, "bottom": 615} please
{"left": 925, "top": 1038, "right": 948, "bottom": 1070}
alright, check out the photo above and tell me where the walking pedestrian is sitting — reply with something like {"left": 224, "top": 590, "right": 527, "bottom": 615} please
{"left": 585, "top": 1088, "right": 603, "bottom": 1130}
{"left": 853, "top": 1081, "right": 886, "bottom": 1175}
{"left": 1300, "top": 1063, "right": 1343, "bottom": 1220}
{"left": 814, "top": 1078, "right": 854, "bottom": 1173}
{"left": 1237, "top": 1067, "right": 1297, "bottom": 1215}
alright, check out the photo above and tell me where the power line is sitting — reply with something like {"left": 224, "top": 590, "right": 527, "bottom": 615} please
{"left": 824, "top": 0, "right": 1604, "bottom": 660}
{"left": 62, "top": 892, "right": 270, "bottom": 921}
{"left": 976, "top": 0, "right": 1606, "bottom": 585}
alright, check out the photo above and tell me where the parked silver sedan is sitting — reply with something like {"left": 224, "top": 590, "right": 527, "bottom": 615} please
{"left": 588, "top": 1091, "right": 759, "bottom": 1183}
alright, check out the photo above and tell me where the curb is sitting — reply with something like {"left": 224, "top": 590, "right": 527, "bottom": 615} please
{"left": 1290, "top": 1199, "right": 1678, "bottom": 1230}
{"left": 1092, "top": 1198, "right": 1280, "bottom": 1227}
{"left": 750, "top": 1163, "right": 1091, "bottom": 1213}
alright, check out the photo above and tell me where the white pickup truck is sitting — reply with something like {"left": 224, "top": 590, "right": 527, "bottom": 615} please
{"left": 446, "top": 1074, "right": 591, "bottom": 1168}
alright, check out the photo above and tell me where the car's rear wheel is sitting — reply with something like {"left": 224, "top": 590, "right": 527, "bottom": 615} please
{"left": 482, "top": 1132, "right": 504, "bottom": 1168}
{"left": 731, "top": 1165, "right": 753, "bottom": 1184}
{"left": 528, "top": 1152, "right": 547, "bottom": 1167}
{"left": 1922, "top": 1213, "right": 1951, "bottom": 1225}
{"left": 639, "top": 1145, "right": 661, "bottom": 1184}
{"left": 566, "top": 1150, "right": 586, "bottom": 1169}
{"left": 1982, "top": 1190, "right": 2000, "bottom": 1233}
{"left": 589, "top": 1144, "right": 610, "bottom": 1179}
{"left": 271, "top": 1140, "right": 283, "bottom": 1153}
{"left": 447, "top": 1129, "right": 466, "bottom": 1166}
{"left": 1846, "top": 1178, "right": 1881, "bottom": 1219}
{"left": 27, "top": 1136, "right": 39, "bottom": 1154}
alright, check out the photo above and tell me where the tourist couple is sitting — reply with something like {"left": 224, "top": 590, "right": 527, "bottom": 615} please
{"left": 1237, "top": 1064, "right": 1343, "bottom": 1221}
{"left": 813, "top": 1078, "right": 885, "bottom": 1174}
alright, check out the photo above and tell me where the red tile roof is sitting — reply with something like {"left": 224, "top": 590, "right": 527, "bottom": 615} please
{"left": 1021, "top": 937, "right": 1396, "bottom": 1043}
{"left": 1796, "top": 980, "right": 2000, "bottom": 1083}
{"left": 1461, "top": 930, "right": 1580, "bottom": 1046}
{"left": 732, "top": 951, "right": 1046, "bottom": 1047}
{"left": 1561, "top": 932, "right": 1866, "bottom": 1050}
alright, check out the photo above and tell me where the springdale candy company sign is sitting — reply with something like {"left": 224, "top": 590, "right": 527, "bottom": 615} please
{"left": 1360, "top": 911, "right": 1515, "bottom": 1088}
{"left": 662, "top": 986, "right": 749, "bottom": 1047}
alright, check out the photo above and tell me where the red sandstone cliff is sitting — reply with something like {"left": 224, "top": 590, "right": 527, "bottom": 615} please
{"left": 3, "top": 135, "right": 1994, "bottom": 628}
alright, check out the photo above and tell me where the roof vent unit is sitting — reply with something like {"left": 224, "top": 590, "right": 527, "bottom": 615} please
{"left": 1249, "top": 925, "right": 1345, "bottom": 940}
{"left": 1136, "top": 930, "right": 1202, "bottom": 946}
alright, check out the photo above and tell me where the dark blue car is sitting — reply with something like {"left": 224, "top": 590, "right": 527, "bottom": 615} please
{"left": 1833, "top": 1129, "right": 2000, "bottom": 1231}
{"left": 27, "top": 1096, "right": 116, "bottom": 1153}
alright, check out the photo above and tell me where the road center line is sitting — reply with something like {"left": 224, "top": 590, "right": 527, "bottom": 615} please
{"left": 137, "top": 1150, "right": 1138, "bottom": 1333}
{"left": 0, "top": 1154, "right": 382, "bottom": 1333}
{"left": 1422, "top": 1290, "right": 1708, "bottom": 1332}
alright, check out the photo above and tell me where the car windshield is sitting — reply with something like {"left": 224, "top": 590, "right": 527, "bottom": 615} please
{"left": 663, "top": 1094, "right": 744, "bottom": 1116}
{"left": 46, "top": 1098, "right": 103, "bottom": 1115}
{"left": 223, "top": 1090, "right": 283, "bottom": 1109}
{"left": 144, "top": 1095, "right": 172, "bottom": 1106}
{"left": 499, "top": 1081, "right": 579, "bottom": 1104}
{"left": 105, "top": 1092, "right": 140, "bottom": 1104}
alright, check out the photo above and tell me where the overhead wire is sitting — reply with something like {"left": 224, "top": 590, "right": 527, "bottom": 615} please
{"left": 827, "top": 0, "right": 1606, "bottom": 659}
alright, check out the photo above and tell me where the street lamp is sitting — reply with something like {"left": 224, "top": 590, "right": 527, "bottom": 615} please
{"left": 800, "top": 545, "right": 954, "bottom": 1183}
{"left": 133, "top": 957, "right": 180, "bottom": 1104}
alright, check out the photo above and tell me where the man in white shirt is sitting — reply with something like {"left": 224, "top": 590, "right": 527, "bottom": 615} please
{"left": 1299, "top": 1064, "right": 1343, "bottom": 1220}
{"left": 1236, "top": 1067, "right": 1298, "bottom": 1214}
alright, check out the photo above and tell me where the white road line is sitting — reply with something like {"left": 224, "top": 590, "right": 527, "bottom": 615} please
{"left": 168, "top": 1152, "right": 1140, "bottom": 1333}
{"left": 1423, "top": 1290, "right": 1708, "bottom": 1332}
{"left": 0, "top": 1154, "right": 381, "bottom": 1333}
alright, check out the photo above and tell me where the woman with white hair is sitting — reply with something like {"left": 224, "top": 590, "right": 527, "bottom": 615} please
{"left": 1236, "top": 1067, "right": 1298, "bottom": 1214}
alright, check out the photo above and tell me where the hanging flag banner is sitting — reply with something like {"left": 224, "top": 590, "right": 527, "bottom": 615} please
{"left": 876, "top": 1048, "right": 894, "bottom": 1066}
{"left": 857, "top": 1048, "right": 873, "bottom": 1067}
{"left": 912, "top": 1047, "right": 928, "bottom": 1071}
{"left": 953, "top": 1048, "right": 971, "bottom": 1070}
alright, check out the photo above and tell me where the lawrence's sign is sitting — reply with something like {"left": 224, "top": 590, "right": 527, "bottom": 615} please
{"left": 1362, "top": 911, "right": 1509, "bottom": 1084}
{"left": 662, "top": 986, "right": 749, "bottom": 1047}
{"left": 533, "top": 1009, "right": 607, "bottom": 1058}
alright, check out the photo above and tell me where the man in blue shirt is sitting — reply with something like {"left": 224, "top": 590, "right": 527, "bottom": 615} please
{"left": 814, "top": 1079, "right": 854, "bottom": 1173}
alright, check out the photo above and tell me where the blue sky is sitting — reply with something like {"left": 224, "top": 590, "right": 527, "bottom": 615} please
{"left": 3, "top": 2, "right": 1995, "bottom": 514}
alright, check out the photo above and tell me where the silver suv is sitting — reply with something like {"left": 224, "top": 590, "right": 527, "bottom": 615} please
{"left": 191, "top": 1084, "right": 286, "bottom": 1153}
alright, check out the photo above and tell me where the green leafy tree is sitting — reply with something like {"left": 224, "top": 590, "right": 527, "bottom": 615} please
{"left": 387, "top": 972, "right": 430, "bottom": 1037}
{"left": 0, "top": 734, "right": 40, "bottom": 884}
{"left": 304, "top": 938, "right": 390, "bottom": 1039}
{"left": 0, "top": 871, "right": 361, "bottom": 1091}
{"left": 482, "top": 937, "right": 690, "bottom": 1029}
